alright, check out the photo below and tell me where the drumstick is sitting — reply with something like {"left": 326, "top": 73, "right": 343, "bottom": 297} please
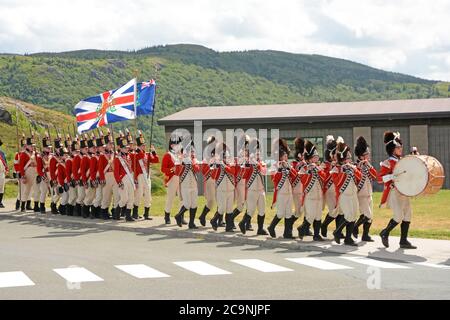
{"left": 394, "top": 170, "right": 407, "bottom": 177}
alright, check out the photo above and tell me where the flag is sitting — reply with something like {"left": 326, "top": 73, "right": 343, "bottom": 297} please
{"left": 75, "top": 79, "right": 137, "bottom": 133}
{"left": 136, "top": 80, "right": 156, "bottom": 116}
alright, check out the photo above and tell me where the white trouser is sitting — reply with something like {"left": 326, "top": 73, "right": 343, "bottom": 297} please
{"left": 0, "top": 172, "right": 5, "bottom": 193}
{"left": 324, "top": 186, "right": 339, "bottom": 218}
{"left": 60, "top": 190, "right": 69, "bottom": 206}
{"left": 388, "top": 188, "right": 412, "bottom": 223}
{"left": 164, "top": 176, "right": 179, "bottom": 213}
{"left": 358, "top": 195, "right": 373, "bottom": 221}
{"left": 204, "top": 178, "right": 216, "bottom": 209}
{"left": 20, "top": 167, "right": 37, "bottom": 202}
{"left": 338, "top": 184, "right": 359, "bottom": 223}
{"left": 83, "top": 186, "right": 96, "bottom": 206}
{"left": 118, "top": 178, "right": 135, "bottom": 210}
{"left": 134, "top": 174, "right": 152, "bottom": 208}
{"left": 275, "top": 192, "right": 293, "bottom": 219}
{"left": 39, "top": 180, "right": 50, "bottom": 204}
{"left": 235, "top": 180, "right": 246, "bottom": 212}
{"left": 246, "top": 190, "right": 266, "bottom": 217}
{"left": 76, "top": 185, "right": 86, "bottom": 205}
{"left": 292, "top": 192, "right": 303, "bottom": 219}
{"left": 180, "top": 186, "right": 198, "bottom": 209}
{"left": 217, "top": 190, "right": 234, "bottom": 215}
{"left": 32, "top": 177, "right": 40, "bottom": 203}
{"left": 304, "top": 183, "right": 323, "bottom": 224}
{"left": 113, "top": 183, "right": 120, "bottom": 208}
{"left": 68, "top": 186, "right": 77, "bottom": 206}
{"left": 94, "top": 184, "right": 103, "bottom": 208}
{"left": 101, "top": 172, "right": 115, "bottom": 209}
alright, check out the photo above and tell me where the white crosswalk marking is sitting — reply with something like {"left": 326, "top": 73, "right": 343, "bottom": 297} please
{"left": 231, "top": 259, "right": 293, "bottom": 273}
{"left": 0, "top": 271, "right": 35, "bottom": 288}
{"left": 342, "top": 257, "right": 410, "bottom": 269}
{"left": 115, "top": 264, "right": 171, "bottom": 279}
{"left": 286, "top": 258, "right": 353, "bottom": 270}
{"left": 173, "top": 261, "right": 232, "bottom": 276}
{"left": 413, "top": 262, "right": 450, "bottom": 269}
{"left": 53, "top": 267, "right": 104, "bottom": 283}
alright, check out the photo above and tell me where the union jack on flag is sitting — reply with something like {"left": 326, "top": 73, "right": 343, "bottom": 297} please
{"left": 75, "top": 79, "right": 137, "bottom": 134}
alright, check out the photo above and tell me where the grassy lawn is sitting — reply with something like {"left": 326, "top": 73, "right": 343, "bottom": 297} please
{"left": 4, "top": 181, "right": 450, "bottom": 240}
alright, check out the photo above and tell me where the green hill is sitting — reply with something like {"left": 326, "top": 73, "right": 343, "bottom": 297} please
{"left": 1, "top": 44, "right": 449, "bottom": 148}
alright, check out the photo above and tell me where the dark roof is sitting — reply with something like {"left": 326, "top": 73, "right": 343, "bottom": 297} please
{"left": 158, "top": 98, "right": 450, "bottom": 126}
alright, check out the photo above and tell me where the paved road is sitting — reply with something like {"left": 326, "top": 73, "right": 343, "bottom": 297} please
{"left": 0, "top": 218, "right": 449, "bottom": 300}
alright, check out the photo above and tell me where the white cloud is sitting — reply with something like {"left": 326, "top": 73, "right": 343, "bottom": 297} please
{"left": 0, "top": 0, "right": 449, "bottom": 80}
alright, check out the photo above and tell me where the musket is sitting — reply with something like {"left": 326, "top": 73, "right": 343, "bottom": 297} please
{"left": 15, "top": 105, "right": 22, "bottom": 203}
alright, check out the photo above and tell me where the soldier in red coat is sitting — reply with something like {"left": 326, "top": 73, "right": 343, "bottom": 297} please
{"left": 18, "top": 136, "right": 38, "bottom": 212}
{"left": 133, "top": 131, "right": 160, "bottom": 220}
{"left": 73, "top": 136, "right": 85, "bottom": 217}
{"left": 14, "top": 135, "right": 26, "bottom": 210}
{"left": 331, "top": 142, "right": 362, "bottom": 246}
{"left": 378, "top": 132, "right": 416, "bottom": 249}
{"left": 161, "top": 135, "right": 183, "bottom": 225}
{"left": 79, "top": 135, "right": 91, "bottom": 218}
{"left": 67, "top": 138, "right": 80, "bottom": 216}
{"left": 56, "top": 148, "right": 70, "bottom": 215}
{"left": 36, "top": 133, "right": 52, "bottom": 213}
{"left": 352, "top": 136, "right": 378, "bottom": 242}
{"left": 82, "top": 135, "right": 98, "bottom": 219}
{"left": 98, "top": 131, "right": 115, "bottom": 220}
{"left": 268, "top": 139, "right": 297, "bottom": 239}
{"left": 49, "top": 137, "right": 61, "bottom": 214}
{"left": 198, "top": 136, "right": 217, "bottom": 227}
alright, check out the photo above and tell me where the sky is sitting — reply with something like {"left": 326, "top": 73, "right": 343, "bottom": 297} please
{"left": 0, "top": 0, "right": 449, "bottom": 81}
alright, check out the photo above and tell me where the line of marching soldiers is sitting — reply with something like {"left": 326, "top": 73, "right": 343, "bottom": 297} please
{"left": 161, "top": 132, "right": 415, "bottom": 249}
{"left": 13, "top": 129, "right": 159, "bottom": 222}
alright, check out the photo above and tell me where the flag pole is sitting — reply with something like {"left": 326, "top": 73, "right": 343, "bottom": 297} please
{"left": 110, "top": 124, "right": 117, "bottom": 155}
{"left": 133, "top": 70, "right": 139, "bottom": 183}
{"left": 149, "top": 63, "right": 160, "bottom": 149}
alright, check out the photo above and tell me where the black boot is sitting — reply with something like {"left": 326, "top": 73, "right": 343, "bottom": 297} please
{"left": 313, "top": 220, "right": 324, "bottom": 241}
{"left": 344, "top": 222, "right": 358, "bottom": 246}
{"left": 51, "top": 203, "right": 58, "bottom": 215}
{"left": 333, "top": 218, "right": 349, "bottom": 244}
{"left": 74, "top": 204, "right": 81, "bottom": 217}
{"left": 67, "top": 205, "right": 74, "bottom": 216}
{"left": 400, "top": 221, "right": 417, "bottom": 249}
{"left": 283, "top": 217, "right": 295, "bottom": 239}
{"left": 225, "top": 213, "right": 235, "bottom": 232}
{"left": 112, "top": 206, "right": 121, "bottom": 220}
{"left": 89, "top": 205, "right": 95, "bottom": 219}
{"left": 94, "top": 207, "right": 101, "bottom": 219}
{"left": 189, "top": 208, "right": 198, "bottom": 229}
{"left": 175, "top": 206, "right": 188, "bottom": 227}
{"left": 26, "top": 200, "right": 32, "bottom": 211}
{"left": 125, "top": 208, "right": 135, "bottom": 222}
{"left": 144, "top": 207, "right": 152, "bottom": 220}
{"left": 132, "top": 206, "right": 139, "bottom": 220}
{"left": 267, "top": 216, "right": 281, "bottom": 238}
{"left": 231, "top": 208, "right": 241, "bottom": 230}
{"left": 21, "top": 201, "right": 26, "bottom": 213}
{"left": 257, "top": 215, "right": 268, "bottom": 236}
{"left": 181, "top": 212, "right": 188, "bottom": 225}
{"left": 15, "top": 199, "right": 20, "bottom": 210}
{"left": 335, "top": 215, "right": 346, "bottom": 239}
{"left": 210, "top": 212, "right": 221, "bottom": 231}
{"left": 58, "top": 204, "right": 66, "bottom": 215}
{"left": 33, "top": 201, "right": 40, "bottom": 212}
{"left": 362, "top": 220, "right": 374, "bottom": 242}
{"left": 39, "top": 203, "right": 46, "bottom": 214}
{"left": 321, "top": 214, "right": 335, "bottom": 238}
{"left": 101, "top": 208, "right": 109, "bottom": 220}
{"left": 380, "top": 219, "right": 399, "bottom": 248}
{"left": 82, "top": 205, "right": 89, "bottom": 218}
{"left": 297, "top": 219, "right": 311, "bottom": 240}
{"left": 353, "top": 215, "right": 365, "bottom": 238}
{"left": 238, "top": 213, "right": 252, "bottom": 235}
{"left": 164, "top": 212, "right": 171, "bottom": 224}
{"left": 199, "top": 206, "right": 210, "bottom": 227}
{"left": 121, "top": 206, "right": 125, "bottom": 217}
{"left": 0, "top": 193, "right": 3, "bottom": 208}
{"left": 218, "top": 213, "right": 226, "bottom": 227}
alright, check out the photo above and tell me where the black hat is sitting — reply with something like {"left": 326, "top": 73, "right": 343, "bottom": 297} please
{"left": 272, "top": 139, "right": 290, "bottom": 160}
{"left": 294, "top": 137, "right": 305, "bottom": 161}
{"left": 125, "top": 129, "right": 134, "bottom": 145}
{"left": 87, "top": 135, "right": 97, "bottom": 148}
{"left": 118, "top": 136, "right": 128, "bottom": 149}
{"left": 336, "top": 142, "right": 352, "bottom": 164}
{"left": 104, "top": 130, "right": 112, "bottom": 144}
{"left": 72, "top": 138, "right": 80, "bottom": 151}
{"left": 27, "top": 137, "right": 36, "bottom": 146}
{"left": 42, "top": 133, "right": 52, "bottom": 149}
{"left": 304, "top": 140, "right": 319, "bottom": 161}
{"left": 96, "top": 136, "right": 105, "bottom": 148}
{"left": 54, "top": 134, "right": 62, "bottom": 149}
{"left": 137, "top": 131, "right": 146, "bottom": 147}
{"left": 80, "top": 135, "right": 88, "bottom": 149}
{"left": 384, "top": 131, "right": 403, "bottom": 156}
{"left": 20, "top": 134, "right": 26, "bottom": 148}
{"left": 354, "top": 136, "right": 370, "bottom": 158}
{"left": 64, "top": 135, "right": 72, "bottom": 148}
{"left": 169, "top": 134, "right": 182, "bottom": 151}
{"left": 206, "top": 136, "right": 216, "bottom": 157}
{"left": 325, "top": 135, "right": 344, "bottom": 162}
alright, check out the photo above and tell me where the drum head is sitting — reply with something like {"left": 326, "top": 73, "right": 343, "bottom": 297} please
{"left": 393, "top": 156, "right": 428, "bottom": 197}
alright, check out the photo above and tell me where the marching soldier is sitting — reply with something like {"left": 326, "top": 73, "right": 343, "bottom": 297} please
{"left": 14, "top": 136, "right": 26, "bottom": 210}
{"left": 174, "top": 141, "right": 200, "bottom": 229}
{"left": 82, "top": 135, "right": 97, "bottom": 219}
{"left": 0, "top": 139, "right": 8, "bottom": 208}
{"left": 161, "top": 135, "right": 183, "bottom": 225}
{"left": 378, "top": 132, "right": 416, "bottom": 249}
{"left": 73, "top": 135, "right": 85, "bottom": 217}
{"left": 268, "top": 139, "right": 297, "bottom": 239}
{"left": 133, "top": 131, "right": 159, "bottom": 220}
{"left": 36, "top": 134, "right": 52, "bottom": 214}
{"left": 238, "top": 138, "right": 268, "bottom": 236}
{"left": 114, "top": 133, "right": 135, "bottom": 222}
{"left": 353, "top": 136, "right": 377, "bottom": 242}
{"left": 331, "top": 142, "right": 362, "bottom": 246}
{"left": 18, "top": 135, "right": 38, "bottom": 212}
{"left": 98, "top": 131, "right": 115, "bottom": 220}
{"left": 297, "top": 140, "right": 327, "bottom": 241}
{"left": 92, "top": 134, "right": 105, "bottom": 219}
{"left": 79, "top": 135, "right": 91, "bottom": 218}
{"left": 321, "top": 136, "right": 345, "bottom": 239}
{"left": 199, "top": 136, "right": 217, "bottom": 227}
{"left": 210, "top": 143, "right": 236, "bottom": 232}
{"left": 56, "top": 148, "right": 70, "bottom": 215}
{"left": 231, "top": 135, "right": 250, "bottom": 231}
{"left": 49, "top": 136, "right": 61, "bottom": 214}
{"left": 67, "top": 138, "right": 80, "bottom": 216}
{"left": 64, "top": 136, "right": 75, "bottom": 216}
{"left": 31, "top": 142, "right": 41, "bottom": 213}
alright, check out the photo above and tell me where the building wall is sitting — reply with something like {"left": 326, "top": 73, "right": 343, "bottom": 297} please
{"left": 429, "top": 125, "right": 450, "bottom": 189}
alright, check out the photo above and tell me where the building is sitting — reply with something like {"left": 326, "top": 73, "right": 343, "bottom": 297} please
{"left": 158, "top": 98, "right": 450, "bottom": 191}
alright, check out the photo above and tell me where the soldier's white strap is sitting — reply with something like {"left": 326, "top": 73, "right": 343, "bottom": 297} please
{"left": 138, "top": 158, "right": 149, "bottom": 181}
{"left": 118, "top": 156, "right": 135, "bottom": 188}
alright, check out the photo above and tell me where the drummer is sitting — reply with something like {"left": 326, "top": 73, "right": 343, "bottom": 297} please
{"left": 378, "top": 131, "right": 416, "bottom": 249}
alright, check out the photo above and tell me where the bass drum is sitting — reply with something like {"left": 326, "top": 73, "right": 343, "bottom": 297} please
{"left": 393, "top": 155, "right": 445, "bottom": 197}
